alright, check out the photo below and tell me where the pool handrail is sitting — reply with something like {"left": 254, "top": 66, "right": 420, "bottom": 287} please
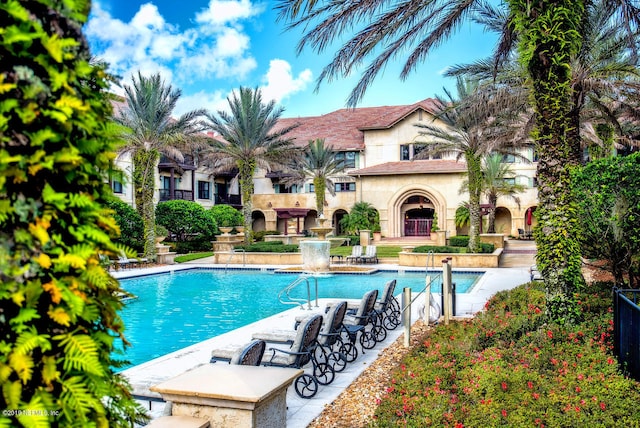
{"left": 278, "top": 275, "right": 319, "bottom": 310}
{"left": 224, "top": 249, "right": 246, "bottom": 273}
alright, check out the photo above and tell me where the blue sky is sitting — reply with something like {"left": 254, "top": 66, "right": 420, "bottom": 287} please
{"left": 86, "top": 0, "right": 498, "bottom": 118}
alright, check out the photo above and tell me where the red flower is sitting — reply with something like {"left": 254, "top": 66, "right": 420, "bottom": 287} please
{"left": 501, "top": 409, "right": 508, "bottom": 418}
{"left": 533, "top": 393, "right": 540, "bottom": 400}
{"left": 527, "top": 381, "right": 534, "bottom": 389}
{"left": 501, "top": 381, "right": 508, "bottom": 391}
{"left": 455, "top": 423, "right": 464, "bottom": 428}
{"left": 600, "top": 402, "right": 606, "bottom": 411}
{"left": 547, "top": 330, "right": 553, "bottom": 339}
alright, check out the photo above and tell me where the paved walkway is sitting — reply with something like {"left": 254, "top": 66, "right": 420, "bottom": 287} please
{"left": 116, "top": 239, "right": 536, "bottom": 427}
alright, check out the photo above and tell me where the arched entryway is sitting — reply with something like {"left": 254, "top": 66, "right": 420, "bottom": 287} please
{"left": 251, "top": 210, "right": 266, "bottom": 232}
{"left": 388, "top": 186, "right": 445, "bottom": 239}
{"left": 494, "top": 207, "right": 512, "bottom": 235}
{"left": 332, "top": 209, "right": 348, "bottom": 236}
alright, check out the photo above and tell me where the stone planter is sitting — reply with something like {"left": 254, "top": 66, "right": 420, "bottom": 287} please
{"left": 219, "top": 226, "right": 234, "bottom": 235}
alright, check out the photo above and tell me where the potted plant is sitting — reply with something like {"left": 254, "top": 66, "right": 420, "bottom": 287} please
{"left": 155, "top": 224, "right": 168, "bottom": 243}
{"left": 431, "top": 213, "right": 440, "bottom": 240}
{"left": 211, "top": 205, "right": 243, "bottom": 235}
{"left": 372, "top": 223, "right": 382, "bottom": 242}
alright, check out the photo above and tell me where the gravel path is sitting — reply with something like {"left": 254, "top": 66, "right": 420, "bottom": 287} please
{"left": 307, "top": 320, "right": 432, "bottom": 427}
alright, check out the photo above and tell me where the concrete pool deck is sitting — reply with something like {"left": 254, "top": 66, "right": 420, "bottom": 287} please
{"left": 113, "top": 245, "right": 535, "bottom": 427}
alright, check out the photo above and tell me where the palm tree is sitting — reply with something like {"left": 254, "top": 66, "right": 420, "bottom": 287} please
{"left": 415, "top": 78, "right": 524, "bottom": 252}
{"left": 202, "top": 87, "right": 298, "bottom": 242}
{"left": 480, "top": 154, "right": 526, "bottom": 233}
{"left": 282, "top": 139, "right": 344, "bottom": 219}
{"left": 114, "top": 72, "right": 206, "bottom": 260}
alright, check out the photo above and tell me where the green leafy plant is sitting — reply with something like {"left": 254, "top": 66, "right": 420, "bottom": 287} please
{"left": 210, "top": 204, "right": 244, "bottom": 228}
{"left": 104, "top": 196, "right": 144, "bottom": 253}
{"left": 431, "top": 212, "right": 440, "bottom": 232}
{"left": 373, "top": 281, "right": 640, "bottom": 426}
{"left": 0, "top": 1, "right": 147, "bottom": 425}
{"left": 156, "top": 200, "right": 218, "bottom": 242}
{"left": 155, "top": 224, "right": 169, "bottom": 237}
{"left": 340, "top": 202, "right": 380, "bottom": 234}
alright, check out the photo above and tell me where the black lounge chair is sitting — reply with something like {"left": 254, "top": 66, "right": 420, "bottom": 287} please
{"left": 261, "top": 314, "right": 333, "bottom": 398}
{"left": 340, "top": 289, "right": 380, "bottom": 362}
{"left": 374, "top": 279, "right": 401, "bottom": 330}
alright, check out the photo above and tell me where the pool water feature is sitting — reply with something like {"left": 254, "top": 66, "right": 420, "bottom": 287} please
{"left": 116, "top": 269, "right": 482, "bottom": 370}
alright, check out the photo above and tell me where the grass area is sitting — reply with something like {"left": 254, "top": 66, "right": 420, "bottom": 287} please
{"left": 331, "top": 246, "right": 403, "bottom": 258}
{"left": 174, "top": 252, "right": 213, "bottom": 263}
{"left": 372, "top": 281, "right": 640, "bottom": 426}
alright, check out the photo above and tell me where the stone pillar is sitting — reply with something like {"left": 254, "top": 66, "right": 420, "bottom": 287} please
{"left": 359, "top": 229, "right": 370, "bottom": 246}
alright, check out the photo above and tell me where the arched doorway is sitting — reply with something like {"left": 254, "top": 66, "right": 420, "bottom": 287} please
{"left": 494, "top": 207, "right": 512, "bottom": 234}
{"left": 332, "top": 209, "right": 348, "bottom": 236}
{"left": 402, "top": 195, "right": 435, "bottom": 236}
{"left": 251, "top": 210, "right": 266, "bottom": 232}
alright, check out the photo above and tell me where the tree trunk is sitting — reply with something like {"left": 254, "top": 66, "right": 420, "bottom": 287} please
{"left": 467, "top": 153, "right": 483, "bottom": 252}
{"left": 134, "top": 149, "right": 158, "bottom": 261}
{"left": 509, "top": 0, "right": 586, "bottom": 321}
{"left": 487, "top": 195, "right": 498, "bottom": 234}
{"left": 314, "top": 176, "right": 325, "bottom": 218}
{"left": 238, "top": 159, "right": 256, "bottom": 244}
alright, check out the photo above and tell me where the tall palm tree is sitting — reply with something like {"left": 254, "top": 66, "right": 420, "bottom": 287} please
{"left": 202, "top": 87, "right": 298, "bottom": 242}
{"left": 114, "top": 72, "right": 206, "bottom": 260}
{"left": 480, "top": 154, "right": 526, "bottom": 233}
{"left": 283, "top": 139, "right": 344, "bottom": 219}
{"left": 415, "top": 78, "right": 524, "bottom": 252}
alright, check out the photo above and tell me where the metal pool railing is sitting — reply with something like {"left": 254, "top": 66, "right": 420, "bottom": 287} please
{"left": 613, "top": 288, "right": 640, "bottom": 381}
{"left": 278, "top": 275, "right": 319, "bottom": 310}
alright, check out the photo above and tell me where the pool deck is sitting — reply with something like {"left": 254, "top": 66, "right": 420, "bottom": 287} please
{"left": 115, "top": 240, "right": 535, "bottom": 427}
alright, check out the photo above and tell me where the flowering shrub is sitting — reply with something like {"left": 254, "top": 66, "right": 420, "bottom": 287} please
{"left": 373, "top": 281, "right": 640, "bottom": 426}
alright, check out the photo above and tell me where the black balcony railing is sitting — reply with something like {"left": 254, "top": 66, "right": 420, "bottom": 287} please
{"left": 159, "top": 189, "right": 194, "bottom": 202}
{"left": 214, "top": 194, "right": 241, "bottom": 206}
{"left": 158, "top": 154, "right": 196, "bottom": 170}
{"left": 613, "top": 288, "right": 640, "bottom": 381}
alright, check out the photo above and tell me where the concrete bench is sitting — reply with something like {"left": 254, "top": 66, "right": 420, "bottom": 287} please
{"left": 150, "top": 363, "right": 301, "bottom": 428}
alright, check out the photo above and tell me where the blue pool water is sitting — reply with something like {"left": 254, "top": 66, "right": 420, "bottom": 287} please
{"left": 116, "top": 268, "right": 482, "bottom": 370}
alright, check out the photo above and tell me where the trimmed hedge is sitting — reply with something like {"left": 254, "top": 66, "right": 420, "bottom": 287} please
{"left": 449, "top": 235, "right": 469, "bottom": 247}
{"left": 414, "top": 243, "right": 495, "bottom": 254}
{"left": 234, "top": 243, "right": 299, "bottom": 253}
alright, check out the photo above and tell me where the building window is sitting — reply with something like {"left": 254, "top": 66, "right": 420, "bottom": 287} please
{"left": 400, "top": 145, "right": 410, "bottom": 161}
{"left": 307, "top": 183, "right": 315, "bottom": 193}
{"left": 502, "top": 154, "right": 516, "bottom": 163}
{"left": 503, "top": 177, "right": 516, "bottom": 185}
{"left": 532, "top": 177, "right": 538, "bottom": 187}
{"left": 198, "top": 181, "right": 211, "bottom": 199}
{"left": 274, "top": 184, "right": 298, "bottom": 194}
{"left": 335, "top": 182, "right": 356, "bottom": 192}
{"left": 336, "top": 151, "right": 356, "bottom": 168}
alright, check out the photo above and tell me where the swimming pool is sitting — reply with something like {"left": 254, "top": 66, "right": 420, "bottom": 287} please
{"left": 116, "top": 268, "right": 482, "bottom": 370}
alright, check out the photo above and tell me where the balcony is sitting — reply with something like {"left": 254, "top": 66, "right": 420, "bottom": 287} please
{"left": 215, "top": 194, "right": 242, "bottom": 207}
{"left": 158, "top": 154, "right": 196, "bottom": 171}
{"left": 159, "top": 189, "right": 194, "bottom": 202}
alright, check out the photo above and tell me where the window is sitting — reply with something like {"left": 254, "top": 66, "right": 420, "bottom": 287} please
{"left": 307, "top": 183, "right": 315, "bottom": 193}
{"left": 400, "top": 145, "right": 410, "bottom": 161}
{"left": 198, "top": 181, "right": 211, "bottom": 199}
{"left": 111, "top": 171, "right": 124, "bottom": 194}
{"left": 503, "top": 178, "right": 516, "bottom": 185}
{"left": 502, "top": 154, "right": 516, "bottom": 163}
{"left": 532, "top": 177, "right": 538, "bottom": 188}
{"left": 336, "top": 151, "right": 356, "bottom": 168}
{"left": 335, "top": 182, "right": 356, "bottom": 192}
{"left": 274, "top": 184, "right": 298, "bottom": 194}
{"left": 413, "top": 144, "right": 427, "bottom": 159}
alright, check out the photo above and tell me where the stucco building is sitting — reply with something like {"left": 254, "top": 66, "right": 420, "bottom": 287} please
{"left": 112, "top": 98, "right": 539, "bottom": 239}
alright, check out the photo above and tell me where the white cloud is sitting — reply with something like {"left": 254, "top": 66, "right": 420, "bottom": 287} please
{"left": 260, "top": 59, "right": 313, "bottom": 103}
{"left": 87, "top": 1, "right": 259, "bottom": 84}
{"left": 174, "top": 90, "right": 228, "bottom": 117}
{"left": 195, "top": 0, "right": 262, "bottom": 27}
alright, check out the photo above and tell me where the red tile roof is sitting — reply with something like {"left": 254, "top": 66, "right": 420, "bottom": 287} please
{"left": 276, "top": 98, "right": 439, "bottom": 151}
{"left": 348, "top": 160, "right": 467, "bottom": 176}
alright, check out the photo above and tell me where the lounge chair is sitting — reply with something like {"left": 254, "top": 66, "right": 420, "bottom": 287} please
{"left": 374, "top": 279, "right": 401, "bottom": 330}
{"left": 346, "top": 245, "right": 363, "bottom": 264}
{"left": 209, "top": 339, "right": 266, "bottom": 366}
{"left": 530, "top": 265, "right": 543, "bottom": 281}
{"left": 117, "top": 252, "right": 149, "bottom": 269}
{"left": 340, "top": 289, "right": 380, "bottom": 361}
{"left": 360, "top": 245, "right": 378, "bottom": 264}
{"left": 261, "top": 314, "right": 333, "bottom": 398}
{"left": 255, "top": 301, "right": 349, "bottom": 373}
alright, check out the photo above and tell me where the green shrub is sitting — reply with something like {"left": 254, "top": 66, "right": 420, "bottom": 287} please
{"left": 156, "top": 200, "right": 217, "bottom": 241}
{"left": 0, "top": 1, "right": 147, "bottom": 425}
{"left": 235, "top": 243, "right": 299, "bottom": 253}
{"left": 449, "top": 235, "right": 469, "bottom": 247}
{"left": 253, "top": 230, "right": 281, "bottom": 242}
{"left": 104, "top": 196, "right": 144, "bottom": 253}
{"left": 210, "top": 204, "right": 244, "bottom": 228}
{"left": 169, "top": 240, "right": 213, "bottom": 254}
{"left": 373, "top": 281, "right": 640, "bottom": 427}
{"left": 415, "top": 245, "right": 463, "bottom": 253}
